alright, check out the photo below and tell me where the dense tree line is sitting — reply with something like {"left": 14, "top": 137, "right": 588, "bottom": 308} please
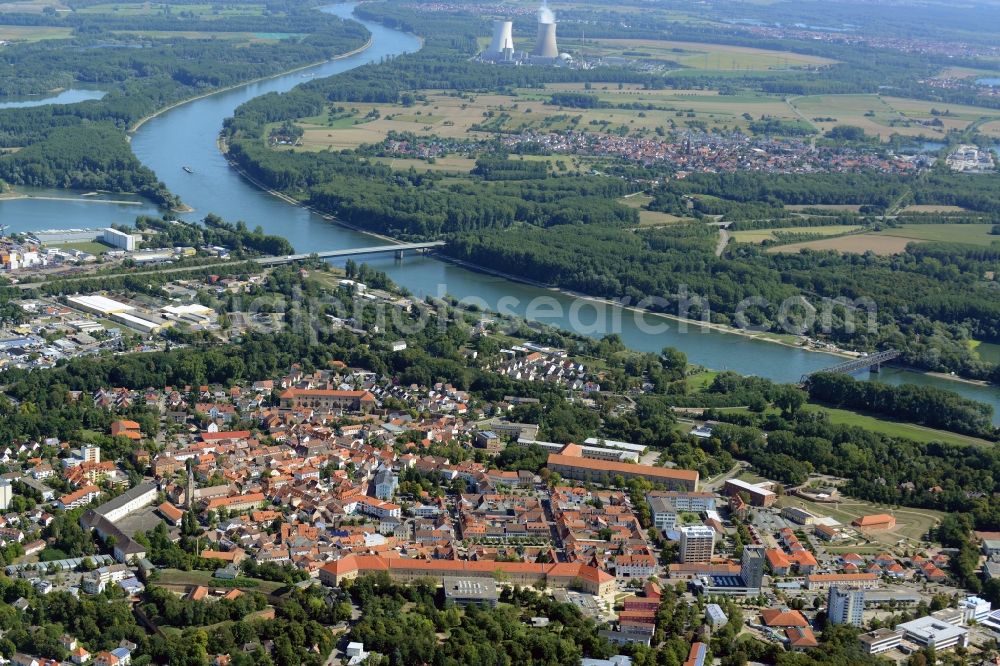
{"left": 707, "top": 409, "right": 1000, "bottom": 531}
{"left": 0, "top": 6, "right": 367, "bottom": 203}
{"left": 133, "top": 214, "right": 293, "bottom": 256}
{"left": 444, "top": 219, "right": 1000, "bottom": 381}
{"left": 345, "top": 573, "right": 613, "bottom": 665}
{"left": 807, "top": 372, "right": 996, "bottom": 438}
{"left": 216, "top": 3, "right": 1000, "bottom": 383}
{"left": 0, "top": 126, "right": 176, "bottom": 205}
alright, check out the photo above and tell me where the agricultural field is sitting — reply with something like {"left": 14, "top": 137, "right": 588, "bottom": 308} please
{"left": 110, "top": 29, "right": 300, "bottom": 42}
{"left": 277, "top": 84, "right": 816, "bottom": 153}
{"left": 769, "top": 234, "right": 914, "bottom": 255}
{"left": 785, "top": 204, "right": 863, "bottom": 212}
{"left": 619, "top": 193, "right": 691, "bottom": 226}
{"left": 980, "top": 120, "right": 1000, "bottom": 138}
{"left": 771, "top": 223, "right": 998, "bottom": 254}
{"left": 935, "top": 66, "right": 997, "bottom": 79}
{"left": 731, "top": 225, "right": 862, "bottom": 244}
{"left": 874, "top": 223, "right": 998, "bottom": 246}
{"left": 372, "top": 156, "right": 477, "bottom": 173}
{"left": 78, "top": 1, "right": 267, "bottom": 17}
{"left": 789, "top": 93, "right": 1000, "bottom": 140}
{"left": 278, "top": 93, "right": 492, "bottom": 151}
{"left": 898, "top": 204, "right": 970, "bottom": 214}
{"left": 532, "top": 83, "right": 800, "bottom": 134}
{"left": 561, "top": 38, "right": 837, "bottom": 71}
{"left": 0, "top": 0, "right": 67, "bottom": 12}
{"left": 0, "top": 25, "right": 73, "bottom": 41}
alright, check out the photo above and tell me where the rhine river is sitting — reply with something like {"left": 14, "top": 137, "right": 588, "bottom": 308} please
{"left": 2, "top": 3, "right": 1000, "bottom": 421}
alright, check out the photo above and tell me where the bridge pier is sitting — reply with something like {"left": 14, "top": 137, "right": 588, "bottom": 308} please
{"left": 395, "top": 250, "right": 404, "bottom": 260}
{"left": 871, "top": 362, "right": 880, "bottom": 374}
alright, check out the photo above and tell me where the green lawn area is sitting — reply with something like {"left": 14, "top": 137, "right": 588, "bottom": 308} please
{"left": 874, "top": 223, "right": 999, "bottom": 246}
{"left": 686, "top": 369, "right": 719, "bottom": 391}
{"left": 971, "top": 340, "right": 1000, "bottom": 364}
{"left": 157, "top": 568, "right": 285, "bottom": 595}
{"left": 802, "top": 404, "right": 995, "bottom": 448}
{"left": 46, "top": 240, "right": 111, "bottom": 254}
{"left": 777, "top": 494, "right": 943, "bottom": 544}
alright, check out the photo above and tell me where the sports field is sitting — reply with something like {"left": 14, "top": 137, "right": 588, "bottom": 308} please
{"left": 45, "top": 240, "right": 112, "bottom": 255}
{"left": 777, "top": 495, "right": 944, "bottom": 546}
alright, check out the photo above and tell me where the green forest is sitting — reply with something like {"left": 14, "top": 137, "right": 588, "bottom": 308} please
{"left": 0, "top": 0, "right": 368, "bottom": 205}
{"left": 214, "top": 2, "right": 1000, "bottom": 383}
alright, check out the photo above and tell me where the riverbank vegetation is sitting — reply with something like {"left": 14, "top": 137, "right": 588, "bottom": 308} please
{"left": 0, "top": 0, "right": 368, "bottom": 205}
{"left": 219, "top": 1, "right": 1000, "bottom": 384}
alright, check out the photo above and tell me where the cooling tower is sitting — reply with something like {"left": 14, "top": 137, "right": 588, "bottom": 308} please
{"left": 487, "top": 20, "right": 514, "bottom": 56}
{"left": 532, "top": 21, "right": 558, "bottom": 58}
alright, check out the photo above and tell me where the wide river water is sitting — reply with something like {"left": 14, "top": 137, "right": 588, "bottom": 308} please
{"left": 3, "top": 3, "right": 1000, "bottom": 421}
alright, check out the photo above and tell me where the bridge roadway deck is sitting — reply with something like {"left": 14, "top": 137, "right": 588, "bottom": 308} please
{"left": 255, "top": 241, "right": 445, "bottom": 265}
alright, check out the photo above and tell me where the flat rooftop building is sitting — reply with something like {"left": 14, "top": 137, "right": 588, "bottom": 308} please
{"left": 679, "top": 525, "right": 715, "bottom": 563}
{"left": 67, "top": 295, "right": 134, "bottom": 316}
{"left": 442, "top": 576, "right": 499, "bottom": 607}
{"left": 896, "top": 616, "right": 968, "bottom": 651}
{"left": 723, "top": 479, "right": 775, "bottom": 507}
{"left": 858, "top": 628, "right": 903, "bottom": 655}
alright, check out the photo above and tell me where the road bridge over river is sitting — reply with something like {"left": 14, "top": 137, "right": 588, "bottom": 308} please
{"left": 254, "top": 242, "right": 445, "bottom": 266}
{"left": 800, "top": 349, "right": 901, "bottom": 384}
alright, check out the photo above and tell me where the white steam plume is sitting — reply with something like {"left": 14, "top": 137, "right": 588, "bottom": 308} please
{"left": 538, "top": 1, "right": 555, "bottom": 24}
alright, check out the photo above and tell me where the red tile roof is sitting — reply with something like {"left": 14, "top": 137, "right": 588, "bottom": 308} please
{"left": 547, "top": 453, "right": 699, "bottom": 483}
{"left": 761, "top": 608, "right": 809, "bottom": 627}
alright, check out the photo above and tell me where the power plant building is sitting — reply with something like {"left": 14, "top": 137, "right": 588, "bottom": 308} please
{"left": 485, "top": 20, "right": 515, "bottom": 61}
{"left": 478, "top": 5, "right": 569, "bottom": 66}
{"left": 532, "top": 20, "right": 558, "bottom": 59}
